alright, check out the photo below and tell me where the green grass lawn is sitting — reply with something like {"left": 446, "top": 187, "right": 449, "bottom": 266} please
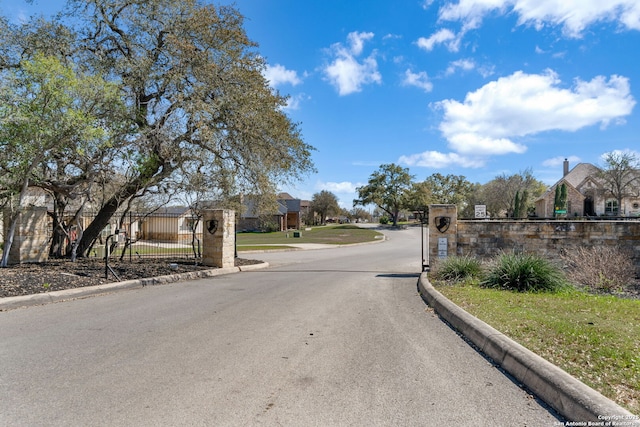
{"left": 432, "top": 281, "right": 640, "bottom": 414}
{"left": 236, "top": 225, "right": 383, "bottom": 249}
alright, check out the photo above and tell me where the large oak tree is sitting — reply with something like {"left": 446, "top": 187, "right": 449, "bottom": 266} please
{"left": 354, "top": 163, "right": 413, "bottom": 226}
{"left": 1, "top": 0, "right": 315, "bottom": 258}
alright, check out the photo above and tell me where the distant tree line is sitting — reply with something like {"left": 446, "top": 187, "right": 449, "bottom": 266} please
{"left": 352, "top": 163, "right": 548, "bottom": 226}
{"left": 352, "top": 152, "right": 640, "bottom": 226}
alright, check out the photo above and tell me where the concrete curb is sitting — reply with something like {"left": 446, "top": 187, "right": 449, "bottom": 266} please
{"left": 418, "top": 273, "right": 640, "bottom": 424}
{"left": 0, "top": 262, "right": 270, "bottom": 311}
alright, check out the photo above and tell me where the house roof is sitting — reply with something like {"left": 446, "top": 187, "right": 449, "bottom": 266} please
{"left": 563, "top": 163, "right": 601, "bottom": 188}
{"left": 536, "top": 162, "right": 601, "bottom": 202}
{"left": 148, "top": 206, "right": 191, "bottom": 216}
{"left": 277, "top": 192, "right": 295, "bottom": 200}
{"left": 280, "top": 198, "right": 301, "bottom": 212}
{"left": 240, "top": 198, "right": 286, "bottom": 218}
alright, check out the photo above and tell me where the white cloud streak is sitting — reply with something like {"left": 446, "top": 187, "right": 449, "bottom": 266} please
{"left": 542, "top": 155, "right": 581, "bottom": 167}
{"left": 445, "top": 58, "right": 476, "bottom": 75}
{"left": 317, "top": 181, "right": 361, "bottom": 194}
{"left": 402, "top": 69, "right": 433, "bottom": 92}
{"left": 419, "top": 1, "right": 640, "bottom": 54}
{"left": 399, "top": 151, "right": 485, "bottom": 168}
{"left": 438, "top": 0, "right": 640, "bottom": 37}
{"left": 416, "top": 28, "right": 461, "bottom": 52}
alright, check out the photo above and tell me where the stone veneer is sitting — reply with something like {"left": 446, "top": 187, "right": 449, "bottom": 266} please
{"left": 429, "top": 205, "right": 640, "bottom": 274}
{"left": 3, "top": 207, "right": 50, "bottom": 264}
{"left": 202, "top": 209, "right": 235, "bottom": 268}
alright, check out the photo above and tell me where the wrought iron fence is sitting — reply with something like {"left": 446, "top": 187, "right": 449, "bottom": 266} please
{"left": 82, "top": 210, "right": 204, "bottom": 261}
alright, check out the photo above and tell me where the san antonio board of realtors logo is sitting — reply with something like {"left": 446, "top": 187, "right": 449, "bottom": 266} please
{"left": 434, "top": 216, "right": 451, "bottom": 233}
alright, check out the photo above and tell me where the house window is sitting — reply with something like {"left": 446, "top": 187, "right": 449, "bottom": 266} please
{"left": 605, "top": 200, "right": 618, "bottom": 215}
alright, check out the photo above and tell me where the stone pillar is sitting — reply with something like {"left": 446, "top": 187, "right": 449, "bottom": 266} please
{"left": 202, "top": 209, "right": 235, "bottom": 268}
{"left": 3, "top": 207, "right": 50, "bottom": 264}
{"left": 429, "top": 204, "right": 457, "bottom": 263}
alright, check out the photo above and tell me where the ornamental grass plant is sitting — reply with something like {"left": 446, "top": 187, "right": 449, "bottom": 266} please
{"left": 481, "top": 252, "right": 571, "bottom": 293}
{"left": 432, "top": 255, "right": 484, "bottom": 283}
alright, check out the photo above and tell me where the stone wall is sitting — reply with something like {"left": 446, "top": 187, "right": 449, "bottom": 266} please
{"left": 428, "top": 204, "right": 640, "bottom": 274}
{"left": 457, "top": 220, "right": 640, "bottom": 273}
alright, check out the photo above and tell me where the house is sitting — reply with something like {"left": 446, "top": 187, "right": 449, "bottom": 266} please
{"left": 237, "top": 193, "right": 311, "bottom": 232}
{"left": 277, "top": 192, "right": 302, "bottom": 230}
{"left": 535, "top": 159, "right": 640, "bottom": 217}
{"left": 138, "top": 207, "right": 203, "bottom": 242}
{"left": 237, "top": 197, "right": 286, "bottom": 232}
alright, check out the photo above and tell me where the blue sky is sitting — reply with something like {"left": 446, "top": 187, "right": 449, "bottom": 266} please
{"left": 4, "top": 1, "right": 640, "bottom": 208}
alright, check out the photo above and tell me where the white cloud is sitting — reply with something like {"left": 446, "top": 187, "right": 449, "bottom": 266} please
{"left": 403, "top": 70, "right": 635, "bottom": 170}
{"left": 416, "top": 28, "right": 461, "bottom": 52}
{"left": 422, "top": 0, "right": 436, "bottom": 9}
{"left": 264, "top": 64, "right": 302, "bottom": 87}
{"left": 323, "top": 32, "right": 382, "bottom": 96}
{"left": 600, "top": 148, "right": 640, "bottom": 162}
{"left": 347, "top": 31, "right": 374, "bottom": 55}
{"left": 437, "top": 0, "right": 640, "bottom": 37}
{"left": 399, "top": 151, "right": 486, "bottom": 168}
{"left": 445, "top": 58, "right": 476, "bottom": 75}
{"left": 436, "top": 70, "right": 635, "bottom": 156}
{"left": 542, "top": 155, "right": 581, "bottom": 167}
{"left": 402, "top": 69, "right": 433, "bottom": 92}
{"left": 317, "top": 181, "right": 361, "bottom": 194}
{"left": 283, "top": 93, "right": 310, "bottom": 111}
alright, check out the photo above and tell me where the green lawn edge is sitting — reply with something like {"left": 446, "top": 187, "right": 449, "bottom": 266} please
{"left": 433, "top": 282, "right": 640, "bottom": 414}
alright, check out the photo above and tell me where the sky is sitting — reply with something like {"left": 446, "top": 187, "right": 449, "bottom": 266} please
{"left": 3, "top": 0, "right": 640, "bottom": 208}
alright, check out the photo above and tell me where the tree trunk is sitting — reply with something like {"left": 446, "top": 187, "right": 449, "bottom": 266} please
{"left": 76, "top": 197, "right": 119, "bottom": 257}
{"left": 76, "top": 155, "right": 172, "bottom": 257}
{"left": 49, "top": 195, "right": 69, "bottom": 258}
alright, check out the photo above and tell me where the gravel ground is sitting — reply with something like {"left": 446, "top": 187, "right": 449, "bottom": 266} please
{"left": 0, "top": 257, "right": 263, "bottom": 298}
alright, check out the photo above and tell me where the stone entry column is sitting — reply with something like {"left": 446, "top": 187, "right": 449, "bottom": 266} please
{"left": 3, "top": 207, "right": 50, "bottom": 264}
{"left": 428, "top": 204, "right": 457, "bottom": 263}
{"left": 202, "top": 209, "right": 235, "bottom": 268}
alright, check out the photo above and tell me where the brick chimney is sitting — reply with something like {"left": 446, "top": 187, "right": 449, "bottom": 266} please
{"left": 563, "top": 158, "right": 569, "bottom": 176}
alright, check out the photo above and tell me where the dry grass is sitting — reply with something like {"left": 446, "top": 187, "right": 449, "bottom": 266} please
{"left": 561, "top": 246, "right": 636, "bottom": 293}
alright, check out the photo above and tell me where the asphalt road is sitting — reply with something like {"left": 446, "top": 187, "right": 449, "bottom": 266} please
{"left": 0, "top": 226, "right": 562, "bottom": 426}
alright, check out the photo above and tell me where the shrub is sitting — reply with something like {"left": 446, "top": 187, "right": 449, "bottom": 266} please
{"left": 379, "top": 216, "right": 390, "bottom": 224}
{"left": 481, "top": 252, "right": 570, "bottom": 293}
{"left": 433, "top": 256, "right": 484, "bottom": 282}
{"left": 560, "top": 246, "right": 636, "bottom": 293}
{"left": 258, "top": 216, "right": 280, "bottom": 233}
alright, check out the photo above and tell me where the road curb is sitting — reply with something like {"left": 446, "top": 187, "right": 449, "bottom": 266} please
{"left": 418, "top": 273, "right": 640, "bottom": 424}
{"left": 0, "top": 262, "right": 270, "bottom": 311}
